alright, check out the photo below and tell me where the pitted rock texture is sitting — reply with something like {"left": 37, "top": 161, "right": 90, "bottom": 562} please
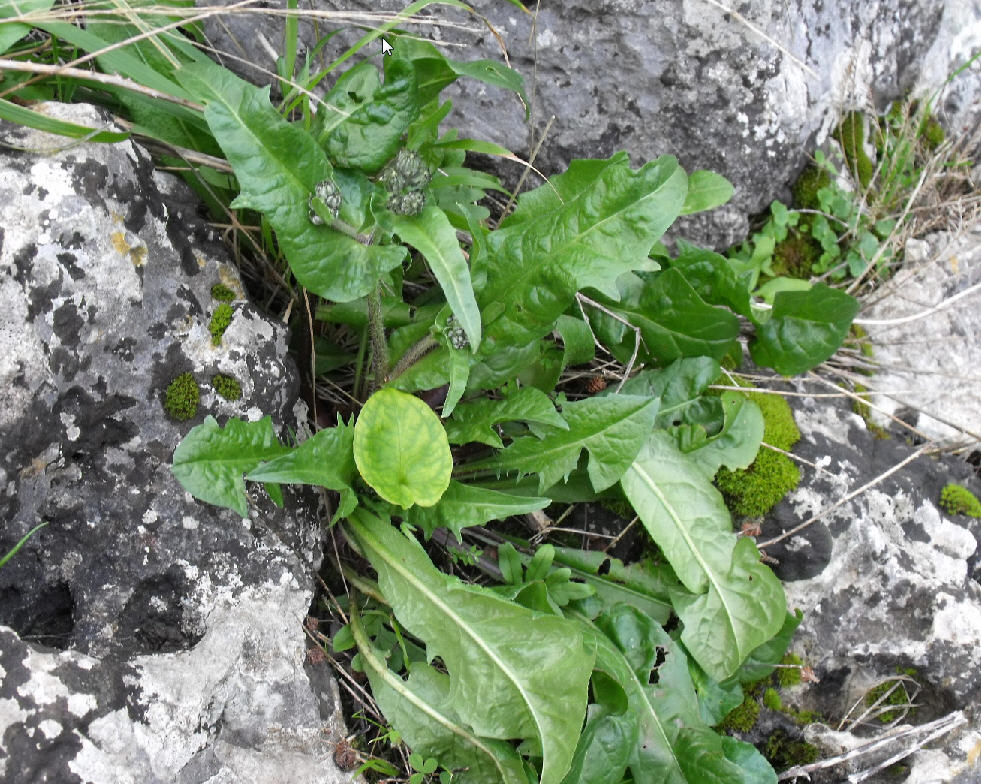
{"left": 862, "top": 224, "right": 981, "bottom": 443}
{"left": 201, "top": 0, "right": 981, "bottom": 248}
{"left": 758, "top": 387, "right": 981, "bottom": 782}
{"left": 0, "top": 103, "right": 349, "bottom": 784}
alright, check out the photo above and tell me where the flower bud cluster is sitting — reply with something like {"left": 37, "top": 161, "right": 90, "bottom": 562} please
{"left": 381, "top": 149, "right": 431, "bottom": 217}
{"left": 308, "top": 179, "right": 342, "bottom": 225}
{"left": 444, "top": 314, "right": 469, "bottom": 350}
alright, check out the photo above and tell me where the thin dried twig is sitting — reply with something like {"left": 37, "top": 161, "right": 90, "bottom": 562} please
{"left": 757, "top": 444, "right": 933, "bottom": 549}
{"left": 777, "top": 711, "right": 967, "bottom": 782}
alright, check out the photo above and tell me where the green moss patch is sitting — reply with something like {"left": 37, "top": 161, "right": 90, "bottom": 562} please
{"left": 716, "top": 387, "right": 801, "bottom": 517}
{"left": 791, "top": 163, "right": 831, "bottom": 210}
{"left": 940, "top": 484, "right": 981, "bottom": 518}
{"left": 719, "top": 694, "right": 761, "bottom": 733}
{"left": 835, "top": 111, "right": 875, "bottom": 189}
{"left": 777, "top": 654, "right": 804, "bottom": 688}
{"left": 771, "top": 231, "right": 820, "bottom": 279}
{"left": 164, "top": 372, "right": 200, "bottom": 421}
{"left": 209, "top": 303, "right": 234, "bottom": 346}
{"left": 764, "top": 729, "right": 820, "bottom": 771}
{"left": 865, "top": 678, "right": 914, "bottom": 723}
{"left": 212, "top": 373, "right": 242, "bottom": 401}
{"left": 211, "top": 283, "right": 236, "bottom": 301}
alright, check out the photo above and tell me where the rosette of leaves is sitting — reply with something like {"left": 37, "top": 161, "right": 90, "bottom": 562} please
{"left": 144, "top": 24, "right": 867, "bottom": 784}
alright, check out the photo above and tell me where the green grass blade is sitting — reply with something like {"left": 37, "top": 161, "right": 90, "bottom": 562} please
{"left": 0, "top": 97, "right": 129, "bottom": 141}
{"left": 0, "top": 522, "right": 48, "bottom": 569}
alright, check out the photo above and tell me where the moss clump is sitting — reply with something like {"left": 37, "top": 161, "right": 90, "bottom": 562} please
{"left": 939, "top": 484, "right": 981, "bottom": 518}
{"left": 763, "top": 687, "right": 783, "bottom": 711}
{"left": 865, "top": 678, "right": 913, "bottom": 723}
{"left": 212, "top": 373, "right": 242, "bottom": 401}
{"left": 164, "top": 372, "right": 200, "bottom": 421}
{"left": 835, "top": 111, "right": 876, "bottom": 189}
{"left": 851, "top": 383, "right": 890, "bottom": 439}
{"left": 211, "top": 283, "right": 236, "bottom": 301}
{"left": 209, "top": 303, "right": 234, "bottom": 346}
{"left": 771, "top": 230, "right": 820, "bottom": 279}
{"left": 791, "top": 163, "right": 831, "bottom": 210}
{"left": 777, "top": 654, "right": 804, "bottom": 687}
{"left": 918, "top": 114, "right": 945, "bottom": 151}
{"left": 764, "top": 729, "right": 820, "bottom": 771}
{"left": 716, "top": 388, "right": 801, "bottom": 517}
{"left": 718, "top": 695, "right": 761, "bottom": 733}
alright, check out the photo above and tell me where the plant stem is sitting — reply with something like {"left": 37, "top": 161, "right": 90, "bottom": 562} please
{"left": 386, "top": 334, "right": 438, "bottom": 383}
{"left": 366, "top": 285, "right": 388, "bottom": 393}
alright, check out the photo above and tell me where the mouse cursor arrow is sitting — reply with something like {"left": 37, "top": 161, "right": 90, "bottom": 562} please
{"left": 381, "top": 38, "right": 394, "bottom": 56}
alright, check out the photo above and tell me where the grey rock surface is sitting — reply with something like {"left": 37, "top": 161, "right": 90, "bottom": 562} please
{"left": 861, "top": 225, "right": 981, "bottom": 443}
{"left": 757, "top": 383, "right": 981, "bottom": 782}
{"left": 201, "top": 0, "right": 981, "bottom": 248}
{"left": 0, "top": 103, "right": 350, "bottom": 784}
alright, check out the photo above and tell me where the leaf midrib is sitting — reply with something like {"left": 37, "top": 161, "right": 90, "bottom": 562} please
{"left": 358, "top": 522, "right": 556, "bottom": 778}
{"left": 627, "top": 460, "right": 738, "bottom": 647}
{"left": 350, "top": 606, "right": 514, "bottom": 783}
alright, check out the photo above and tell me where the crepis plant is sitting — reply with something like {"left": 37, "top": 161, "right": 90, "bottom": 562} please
{"left": 166, "top": 37, "right": 857, "bottom": 784}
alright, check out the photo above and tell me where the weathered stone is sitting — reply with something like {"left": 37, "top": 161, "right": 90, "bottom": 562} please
{"left": 861, "top": 224, "right": 981, "bottom": 443}
{"left": 200, "top": 0, "right": 981, "bottom": 247}
{"left": 756, "top": 378, "right": 981, "bottom": 781}
{"left": 0, "top": 103, "right": 348, "bottom": 783}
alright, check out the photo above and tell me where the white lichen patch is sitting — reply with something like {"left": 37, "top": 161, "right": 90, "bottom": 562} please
{"left": 38, "top": 718, "right": 63, "bottom": 739}
{"left": 931, "top": 594, "right": 981, "bottom": 648}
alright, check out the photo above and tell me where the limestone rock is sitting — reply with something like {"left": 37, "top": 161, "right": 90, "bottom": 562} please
{"left": 201, "top": 0, "right": 981, "bottom": 248}
{"left": 0, "top": 103, "right": 349, "bottom": 784}
{"left": 759, "top": 384, "right": 981, "bottom": 782}
{"left": 861, "top": 224, "right": 981, "bottom": 443}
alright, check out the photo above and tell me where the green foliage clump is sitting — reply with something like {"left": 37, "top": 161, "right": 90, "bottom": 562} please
{"left": 164, "top": 372, "right": 200, "bottom": 421}
{"left": 719, "top": 694, "right": 761, "bottom": 733}
{"left": 211, "top": 283, "right": 236, "bottom": 301}
{"left": 716, "top": 390, "right": 801, "bottom": 517}
{"left": 940, "top": 484, "right": 981, "bottom": 518}
{"left": 212, "top": 373, "right": 242, "bottom": 401}
{"left": 835, "top": 111, "right": 875, "bottom": 189}
{"left": 209, "top": 303, "right": 234, "bottom": 346}
{"left": 791, "top": 163, "right": 831, "bottom": 210}
{"left": 764, "top": 729, "right": 820, "bottom": 771}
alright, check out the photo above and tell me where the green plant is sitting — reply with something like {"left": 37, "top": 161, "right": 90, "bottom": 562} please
{"left": 209, "top": 303, "right": 234, "bottom": 346}
{"left": 2, "top": 5, "right": 868, "bottom": 782}
{"left": 939, "top": 484, "right": 981, "bottom": 517}
{"left": 211, "top": 373, "right": 242, "bottom": 400}
{"left": 164, "top": 372, "right": 200, "bottom": 421}
{"left": 730, "top": 93, "right": 969, "bottom": 287}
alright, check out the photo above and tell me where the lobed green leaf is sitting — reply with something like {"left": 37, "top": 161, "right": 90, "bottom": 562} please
{"left": 405, "top": 481, "right": 549, "bottom": 540}
{"left": 171, "top": 416, "right": 289, "bottom": 517}
{"left": 621, "top": 433, "right": 785, "bottom": 680}
{"left": 246, "top": 422, "right": 357, "bottom": 523}
{"left": 347, "top": 509, "right": 593, "bottom": 784}
{"left": 479, "top": 395, "right": 660, "bottom": 493}
{"left": 176, "top": 60, "right": 405, "bottom": 302}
